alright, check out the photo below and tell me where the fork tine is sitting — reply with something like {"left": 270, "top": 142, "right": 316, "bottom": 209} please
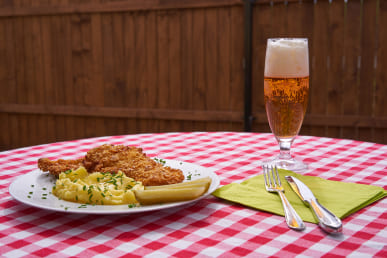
{"left": 269, "top": 165, "right": 276, "bottom": 187}
{"left": 266, "top": 165, "right": 273, "bottom": 188}
{"left": 263, "top": 165, "right": 268, "bottom": 187}
{"left": 274, "top": 166, "right": 281, "bottom": 187}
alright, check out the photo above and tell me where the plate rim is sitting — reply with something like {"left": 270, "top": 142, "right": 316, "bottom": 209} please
{"left": 9, "top": 159, "right": 220, "bottom": 214}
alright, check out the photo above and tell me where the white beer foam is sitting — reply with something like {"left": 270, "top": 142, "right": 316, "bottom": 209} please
{"left": 264, "top": 38, "right": 309, "bottom": 78}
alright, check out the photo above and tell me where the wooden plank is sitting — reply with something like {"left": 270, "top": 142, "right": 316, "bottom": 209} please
{"left": 374, "top": 0, "right": 387, "bottom": 143}
{"left": 52, "top": 15, "right": 68, "bottom": 141}
{"left": 271, "top": 0, "right": 288, "bottom": 37}
{"left": 13, "top": 16, "right": 27, "bottom": 147}
{"left": 156, "top": 10, "right": 172, "bottom": 132}
{"left": 86, "top": 13, "right": 106, "bottom": 138}
{"left": 0, "top": 19, "right": 6, "bottom": 104}
{"left": 14, "top": 16, "right": 26, "bottom": 105}
{"left": 1, "top": 22, "right": 15, "bottom": 153}
{"left": 286, "top": 0, "right": 313, "bottom": 37}
{"left": 180, "top": 9, "right": 194, "bottom": 131}
{"left": 251, "top": 1, "right": 271, "bottom": 132}
{"left": 0, "top": 0, "right": 242, "bottom": 17}
{"left": 217, "top": 7, "right": 232, "bottom": 130}
{"left": 134, "top": 11, "right": 149, "bottom": 133}
{"left": 122, "top": 11, "right": 138, "bottom": 133}
{"left": 309, "top": 0, "right": 329, "bottom": 137}
{"left": 68, "top": 4, "right": 87, "bottom": 145}
{"left": 69, "top": 13, "right": 87, "bottom": 140}
{"left": 204, "top": 7, "right": 219, "bottom": 131}
{"left": 100, "top": 13, "right": 117, "bottom": 136}
{"left": 111, "top": 12, "right": 127, "bottom": 135}
{"left": 23, "top": 17, "right": 37, "bottom": 105}
{"left": 5, "top": 103, "right": 386, "bottom": 129}
{"left": 0, "top": 103, "right": 240, "bottom": 122}
{"left": 191, "top": 8, "right": 207, "bottom": 131}
{"left": 229, "top": 5, "right": 244, "bottom": 132}
{"left": 325, "top": 0, "right": 344, "bottom": 139}
{"left": 31, "top": 15, "right": 50, "bottom": 146}
{"left": 2, "top": 18, "right": 17, "bottom": 105}
{"left": 143, "top": 11, "right": 159, "bottom": 133}
{"left": 112, "top": 13, "right": 126, "bottom": 108}
{"left": 358, "top": 0, "right": 378, "bottom": 142}
{"left": 0, "top": 18, "right": 10, "bottom": 149}
{"left": 341, "top": 0, "right": 362, "bottom": 140}
{"left": 40, "top": 15, "right": 57, "bottom": 144}
{"left": 167, "top": 9, "right": 183, "bottom": 132}
{"left": 63, "top": 14, "right": 76, "bottom": 141}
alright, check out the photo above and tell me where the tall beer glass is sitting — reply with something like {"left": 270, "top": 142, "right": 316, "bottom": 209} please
{"left": 263, "top": 38, "right": 309, "bottom": 171}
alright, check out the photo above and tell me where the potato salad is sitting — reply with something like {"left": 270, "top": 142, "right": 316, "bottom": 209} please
{"left": 52, "top": 167, "right": 144, "bottom": 205}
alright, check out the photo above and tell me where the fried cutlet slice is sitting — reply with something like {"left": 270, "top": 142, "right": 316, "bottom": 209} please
{"left": 83, "top": 144, "right": 184, "bottom": 186}
{"left": 37, "top": 144, "right": 185, "bottom": 186}
{"left": 38, "top": 158, "right": 84, "bottom": 176}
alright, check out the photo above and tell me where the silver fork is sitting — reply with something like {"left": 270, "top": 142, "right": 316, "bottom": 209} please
{"left": 263, "top": 165, "right": 305, "bottom": 231}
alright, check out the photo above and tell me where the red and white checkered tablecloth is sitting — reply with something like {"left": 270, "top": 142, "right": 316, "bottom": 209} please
{"left": 0, "top": 132, "right": 386, "bottom": 257}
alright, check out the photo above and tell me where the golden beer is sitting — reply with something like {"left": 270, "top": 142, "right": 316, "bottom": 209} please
{"left": 264, "top": 76, "right": 309, "bottom": 138}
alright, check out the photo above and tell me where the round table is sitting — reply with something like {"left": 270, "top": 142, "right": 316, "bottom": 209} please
{"left": 1, "top": 132, "right": 386, "bottom": 257}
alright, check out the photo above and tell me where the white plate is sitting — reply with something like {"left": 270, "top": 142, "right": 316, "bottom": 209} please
{"left": 9, "top": 159, "right": 220, "bottom": 214}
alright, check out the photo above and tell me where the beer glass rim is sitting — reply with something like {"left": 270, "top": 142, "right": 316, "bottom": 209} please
{"left": 267, "top": 38, "right": 308, "bottom": 42}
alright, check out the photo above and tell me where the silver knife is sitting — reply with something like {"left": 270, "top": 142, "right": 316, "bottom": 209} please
{"left": 285, "top": 176, "right": 342, "bottom": 234}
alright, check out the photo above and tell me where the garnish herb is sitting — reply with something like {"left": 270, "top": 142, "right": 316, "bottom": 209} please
{"left": 154, "top": 158, "right": 166, "bottom": 165}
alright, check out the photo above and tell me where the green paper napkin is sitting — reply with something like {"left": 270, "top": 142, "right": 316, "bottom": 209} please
{"left": 212, "top": 169, "right": 387, "bottom": 223}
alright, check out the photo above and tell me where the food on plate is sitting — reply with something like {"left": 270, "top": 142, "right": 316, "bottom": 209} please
{"left": 38, "top": 144, "right": 184, "bottom": 186}
{"left": 38, "top": 144, "right": 212, "bottom": 206}
{"left": 133, "top": 177, "right": 212, "bottom": 205}
{"left": 52, "top": 167, "right": 144, "bottom": 205}
{"left": 38, "top": 158, "right": 84, "bottom": 176}
{"left": 52, "top": 167, "right": 211, "bottom": 206}
{"left": 144, "top": 177, "right": 211, "bottom": 191}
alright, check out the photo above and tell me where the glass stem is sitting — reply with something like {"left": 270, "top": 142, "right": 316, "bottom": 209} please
{"left": 278, "top": 139, "right": 294, "bottom": 160}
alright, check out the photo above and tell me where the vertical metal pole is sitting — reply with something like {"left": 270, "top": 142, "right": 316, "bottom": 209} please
{"left": 243, "top": 0, "right": 253, "bottom": 131}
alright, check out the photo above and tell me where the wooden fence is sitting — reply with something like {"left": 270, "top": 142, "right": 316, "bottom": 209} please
{"left": 0, "top": 0, "right": 386, "bottom": 151}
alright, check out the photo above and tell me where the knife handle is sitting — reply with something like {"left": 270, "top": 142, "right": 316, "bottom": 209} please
{"left": 309, "top": 199, "right": 342, "bottom": 234}
{"left": 278, "top": 191, "right": 305, "bottom": 231}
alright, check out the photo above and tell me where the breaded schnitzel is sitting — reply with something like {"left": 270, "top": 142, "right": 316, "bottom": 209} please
{"left": 38, "top": 144, "right": 184, "bottom": 186}
{"left": 37, "top": 158, "right": 84, "bottom": 176}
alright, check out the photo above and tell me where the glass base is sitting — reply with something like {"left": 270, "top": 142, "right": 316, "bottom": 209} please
{"left": 262, "top": 155, "right": 308, "bottom": 172}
